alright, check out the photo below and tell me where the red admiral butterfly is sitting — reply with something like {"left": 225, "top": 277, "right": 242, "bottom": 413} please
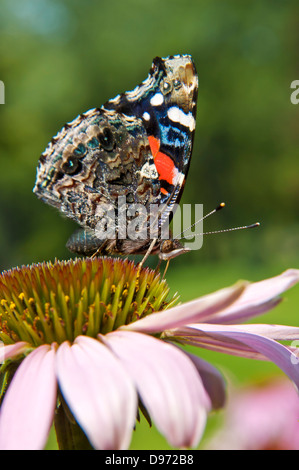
{"left": 33, "top": 55, "right": 198, "bottom": 262}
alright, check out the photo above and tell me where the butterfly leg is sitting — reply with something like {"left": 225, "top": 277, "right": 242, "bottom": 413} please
{"left": 161, "top": 259, "right": 170, "bottom": 280}
{"left": 91, "top": 247, "right": 102, "bottom": 259}
{"left": 136, "top": 238, "right": 157, "bottom": 285}
{"left": 155, "top": 258, "right": 162, "bottom": 273}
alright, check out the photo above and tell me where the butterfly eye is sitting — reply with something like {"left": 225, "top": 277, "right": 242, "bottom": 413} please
{"left": 61, "top": 157, "right": 82, "bottom": 175}
{"left": 160, "top": 239, "right": 175, "bottom": 253}
{"left": 160, "top": 79, "right": 172, "bottom": 95}
{"left": 173, "top": 78, "right": 181, "bottom": 89}
{"left": 98, "top": 127, "right": 114, "bottom": 151}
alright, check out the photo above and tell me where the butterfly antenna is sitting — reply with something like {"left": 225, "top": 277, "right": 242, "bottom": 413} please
{"left": 174, "top": 202, "right": 226, "bottom": 239}
{"left": 183, "top": 222, "right": 260, "bottom": 239}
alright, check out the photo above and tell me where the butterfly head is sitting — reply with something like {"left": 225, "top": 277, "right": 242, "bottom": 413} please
{"left": 158, "top": 238, "right": 191, "bottom": 261}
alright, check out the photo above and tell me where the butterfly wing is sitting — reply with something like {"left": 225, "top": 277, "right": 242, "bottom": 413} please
{"left": 103, "top": 54, "right": 198, "bottom": 223}
{"left": 34, "top": 108, "right": 161, "bottom": 235}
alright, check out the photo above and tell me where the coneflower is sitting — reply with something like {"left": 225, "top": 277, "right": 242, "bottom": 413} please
{"left": 0, "top": 258, "right": 299, "bottom": 450}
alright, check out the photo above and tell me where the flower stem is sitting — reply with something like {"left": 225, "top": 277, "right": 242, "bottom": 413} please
{"left": 54, "top": 398, "right": 93, "bottom": 450}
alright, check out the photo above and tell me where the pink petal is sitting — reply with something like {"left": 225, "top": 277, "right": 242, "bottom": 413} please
{"left": 205, "top": 379, "right": 299, "bottom": 450}
{"left": 210, "top": 269, "right": 299, "bottom": 324}
{"left": 0, "top": 345, "right": 57, "bottom": 450}
{"left": 184, "top": 352, "right": 226, "bottom": 409}
{"left": 175, "top": 326, "right": 266, "bottom": 360}
{"left": 123, "top": 282, "right": 247, "bottom": 334}
{"left": 1, "top": 341, "right": 30, "bottom": 362}
{"left": 217, "top": 323, "right": 299, "bottom": 340}
{"left": 103, "top": 330, "right": 210, "bottom": 448}
{"left": 174, "top": 323, "right": 299, "bottom": 390}
{"left": 55, "top": 336, "right": 137, "bottom": 450}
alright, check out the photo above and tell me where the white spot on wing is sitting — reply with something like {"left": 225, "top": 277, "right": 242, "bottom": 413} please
{"left": 143, "top": 112, "right": 150, "bottom": 121}
{"left": 150, "top": 93, "right": 164, "bottom": 106}
{"left": 167, "top": 107, "right": 196, "bottom": 131}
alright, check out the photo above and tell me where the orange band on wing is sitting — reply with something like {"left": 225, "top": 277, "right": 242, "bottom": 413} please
{"left": 148, "top": 135, "right": 177, "bottom": 185}
{"left": 148, "top": 135, "right": 160, "bottom": 157}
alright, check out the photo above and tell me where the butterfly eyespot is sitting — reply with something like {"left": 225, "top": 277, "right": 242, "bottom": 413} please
{"left": 87, "top": 137, "right": 99, "bottom": 149}
{"left": 73, "top": 143, "right": 87, "bottom": 156}
{"left": 173, "top": 78, "right": 181, "bottom": 89}
{"left": 160, "top": 79, "right": 172, "bottom": 95}
{"left": 98, "top": 127, "right": 114, "bottom": 151}
{"left": 61, "top": 157, "right": 82, "bottom": 175}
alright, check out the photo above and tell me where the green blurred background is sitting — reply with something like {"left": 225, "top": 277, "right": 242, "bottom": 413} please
{"left": 0, "top": 0, "right": 298, "bottom": 449}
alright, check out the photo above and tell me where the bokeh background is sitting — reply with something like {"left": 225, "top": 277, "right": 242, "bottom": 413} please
{"left": 0, "top": 0, "right": 298, "bottom": 449}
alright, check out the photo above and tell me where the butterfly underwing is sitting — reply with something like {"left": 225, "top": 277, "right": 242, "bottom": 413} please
{"left": 33, "top": 55, "right": 198, "bottom": 260}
